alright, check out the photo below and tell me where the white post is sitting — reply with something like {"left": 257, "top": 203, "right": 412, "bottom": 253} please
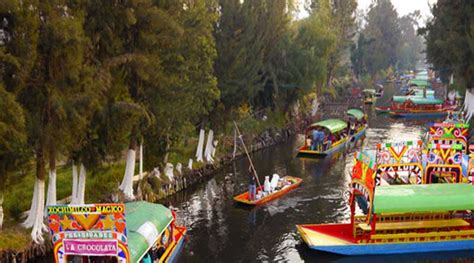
{"left": 196, "top": 129, "right": 205, "bottom": 162}
{"left": 0, "top": 194, "right": 3, "bottom": 230}
{"left": 188, "top": 159, "right": 193, "bottom": 170}
{"left": 46, "top": 169, "right": 57, "bottom": 206}
{"left": 31, "top": 178, "right": 46, "bottom": 244}
{"left": 164, "top": 163, "right": 174, "bottom": 182}
{"left": 77, "top": 164, "right": 87, "bottom": 205}
{"left": 139, "top": 143, "right": 143, "bottom": 181}
{"left": 24, "top": 177, "right": 46, "bottom": 244}
{"left": 204, "top": 130, "right": 214, "bottom": 163}
{"left": 71, "top": 162, "right": 78, "bottom": 204}
{"left": 176, "top": 163, "right": 182, "bottom": 175}
{"left": 120, "top": 149, "right": 136, "bottom": 199}
{"left": 23, "top": 178, "right": 39, "bottom": 228}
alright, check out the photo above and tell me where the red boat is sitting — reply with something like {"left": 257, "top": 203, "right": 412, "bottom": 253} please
{"left": 233, "top": 176, "right": 302, "bottom": 205}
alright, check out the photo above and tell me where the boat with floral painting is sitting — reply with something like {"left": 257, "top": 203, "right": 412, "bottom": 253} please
{"left": 47, "top": 202, "right": 186, "bottom": 263}
{"left": 297, "top": 151, "right": 474, "bottom": 255}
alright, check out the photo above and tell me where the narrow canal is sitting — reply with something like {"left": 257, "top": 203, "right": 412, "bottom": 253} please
{"left": 166, "top": 85, "right": 474, "bottom": 262}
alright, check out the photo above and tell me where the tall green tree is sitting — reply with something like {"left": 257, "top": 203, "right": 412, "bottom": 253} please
{"left": 398, "top": 11, "right": 423, "bottom": 71}
{"left": 1, "top": 0, "right": 94, "bottom": 242}
{"left": 420, "top": 0, "right": 474, "bottom": 87}
{"left": 358, "top": 0, "right": 402, "bottom": 76}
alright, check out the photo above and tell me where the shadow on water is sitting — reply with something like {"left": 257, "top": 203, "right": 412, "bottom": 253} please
{"left": 165, "top": 84, "right": 470, "bottom": 262}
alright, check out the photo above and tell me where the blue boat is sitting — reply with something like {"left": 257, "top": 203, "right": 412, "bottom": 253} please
{"left": 297, "top": 152, "right": 474, "bottom": 256}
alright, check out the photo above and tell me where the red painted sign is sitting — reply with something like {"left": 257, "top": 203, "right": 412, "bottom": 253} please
{"left": 63, "top": 239, "right": 118, "bottom": 256}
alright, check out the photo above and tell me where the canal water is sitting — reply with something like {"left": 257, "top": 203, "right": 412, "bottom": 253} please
{"left": 166, "top": 86, "right": 474, "bottom": 262}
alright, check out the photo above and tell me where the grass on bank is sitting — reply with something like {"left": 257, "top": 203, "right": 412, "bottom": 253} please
{"left": 0, "top": 226, "right": 31, "bottom": 251}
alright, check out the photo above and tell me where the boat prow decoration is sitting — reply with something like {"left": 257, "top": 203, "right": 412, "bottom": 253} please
{"left": 297, "top": 151, "right": 474, "bottom": 255}
{"left": 47, "top": 202, "right": 187, "bottom": 263}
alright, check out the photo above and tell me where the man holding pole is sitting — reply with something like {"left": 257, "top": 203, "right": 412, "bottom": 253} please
{"left": 248, "top": 167, "right": 257, "bottom": 201}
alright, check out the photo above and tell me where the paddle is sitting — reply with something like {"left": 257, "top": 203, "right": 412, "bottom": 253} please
{"left": 233, "top": 121, "right": 262, "bottom": 191}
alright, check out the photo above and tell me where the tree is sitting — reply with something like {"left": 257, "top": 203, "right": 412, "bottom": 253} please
{"left": 0, "top": 85, "right": 27, "bottom": 230}
{"left": 356, "top": 0, "right": 402, "bottom": 77}
{"left": 420, "top": 0, "right": 474, "bottom": 88}
{"left": 398, "top": 11, "right": 423, "bottom": 71}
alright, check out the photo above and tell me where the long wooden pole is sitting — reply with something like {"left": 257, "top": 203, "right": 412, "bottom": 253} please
{"left": 233, "top": 121, "right": 262, "bottom": 190}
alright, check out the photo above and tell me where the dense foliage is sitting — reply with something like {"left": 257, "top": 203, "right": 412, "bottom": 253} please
{"left": 351, "top": 0, "right": 423, "bottom": 79}
{"left": 420, "top": 0, "right": 474, "bottom": 88}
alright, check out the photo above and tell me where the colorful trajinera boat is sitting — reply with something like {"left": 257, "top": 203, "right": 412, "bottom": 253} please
{"left": 233, "top": 176, "right": 302, "bottom": 205}
{"left": 298, "top": 110, "right": 367, "bottom": 157}
{"left": 347, "top": 109, "right": 367, "bottom": 143}
{"left": 297, "top": 152, "right": 474, "bottom": 255}
{"left": 387, "top": 97, "right": 456, "bottom": 118}
{"left": 47, "top": 202, "right": 186, "bottom": 263}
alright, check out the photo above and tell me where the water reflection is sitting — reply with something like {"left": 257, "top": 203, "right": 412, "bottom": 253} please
{"left": 168, "top": 86, "right": 472, "bottom": 262}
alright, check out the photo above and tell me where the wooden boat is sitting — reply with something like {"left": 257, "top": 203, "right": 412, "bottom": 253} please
{"left": 233, "top": 176, "right": 302, "bottom": 205}
{"left": 47, "top": 202, "right": 187, "bottom": 263}
{"left": 298, "top": 119, "right": 349, "bottom": 157}
{"left": 347, "top": 109, "right": 367, "bottom": 143}
{"left": 297, "top": 152, "right": 474, "bottom": 255}
{"left": 388, "top": 97, "right": 457, "bottom": 118}
{"left": 233, "top": 121, "right": 303, "bottom": 206}
{"left": 362, "top": 89, "right": 376, "bottom": 104}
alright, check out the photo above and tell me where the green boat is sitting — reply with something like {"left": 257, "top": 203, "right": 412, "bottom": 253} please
{"left": 299, "top": 111, "right": 367, "bottom": 157}
{"left": 392, "top": 96, "right": 443, "bottom": 105}
{"left": 347, "top": 108, "right": 365, "bottom": 120}
{"left": 47, "top": 201, "right": 187, "bottom": 263}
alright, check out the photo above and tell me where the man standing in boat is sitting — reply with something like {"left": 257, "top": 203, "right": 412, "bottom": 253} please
{"left": 248, "top": 167, "right": 256, "bottom": 201}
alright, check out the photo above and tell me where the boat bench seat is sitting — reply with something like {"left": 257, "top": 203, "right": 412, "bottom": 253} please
{"left": 358, "top": 219, "right": 470, "bottom": 232}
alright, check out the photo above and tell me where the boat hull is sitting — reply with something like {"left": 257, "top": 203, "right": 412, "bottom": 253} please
{"left": 165, "top": 226, "right": 187, "bottom": 263}
{"left": 233, "top": 176, "right": 302, "bottom": 205}
{"left": 389, "top": 111, "right": 448, "bottom": 118}
{"left": 297, "top": 224, "right": 474, "bottom": 256}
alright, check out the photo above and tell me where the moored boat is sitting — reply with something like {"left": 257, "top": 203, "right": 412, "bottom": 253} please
{"left": 297, "top": 152, "right": 474, "bottom": 256}
{"left": 387, "top": 97, "right": 456, "bottom": 118}
{"left": 47, "top": 202, "right": 187, "bottom": 263}
{"left": 233, "top": 176, "right": 302, "bottom": 205}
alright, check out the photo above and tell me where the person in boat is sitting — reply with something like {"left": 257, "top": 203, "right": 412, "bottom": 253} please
{"left": 306, "top": 135, "right": 312, "bottom": 150}
{"left": 327, "top": 133, "right": 335, "bottom": 150}
{"left": 311, "top": 128, "right": 319, "bottom": 151}
{"left": 312, "top": 128, "right": 323, "bottom": 151}
{"left": 248, "top": 167, "right": 256, "bottom": 201}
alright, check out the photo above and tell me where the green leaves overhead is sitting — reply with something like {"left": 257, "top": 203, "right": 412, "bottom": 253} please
{"left": 0, "top": 0, "right": 359, "bottom": 172}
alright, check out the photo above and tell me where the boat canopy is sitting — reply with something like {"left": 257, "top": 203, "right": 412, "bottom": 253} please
{"left": 308, "top": 119, "right": 347, "bottom": 133}
{"left": 373, "top": 184, "right": 474, "bottom": 214}
{"left": 393, "top": 96, "right": 443, "bottom": 105}
{"left": 409, "top": 79, "right": 430, "bottom": 87}
{"left": 347, "top": 109, "right": 364, "bottom": 120}
{"left": 126, "top": 201, "right": 173, "bottom": 263}
{"left": 363, "top": 89, "right": 376, "bottom": 94}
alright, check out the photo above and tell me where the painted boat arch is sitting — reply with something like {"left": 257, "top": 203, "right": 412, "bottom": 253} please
{"left": 297, "top": 151, "right": 474, "bottom": 256}
{"left": 306, "top": 119, "right": 348, "bottom": 134}
{"left": 47, "top": 202, "right": 187, "bottom": 263}
{"left": 347, "top": 109, "right": 365, "bottom": 120}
